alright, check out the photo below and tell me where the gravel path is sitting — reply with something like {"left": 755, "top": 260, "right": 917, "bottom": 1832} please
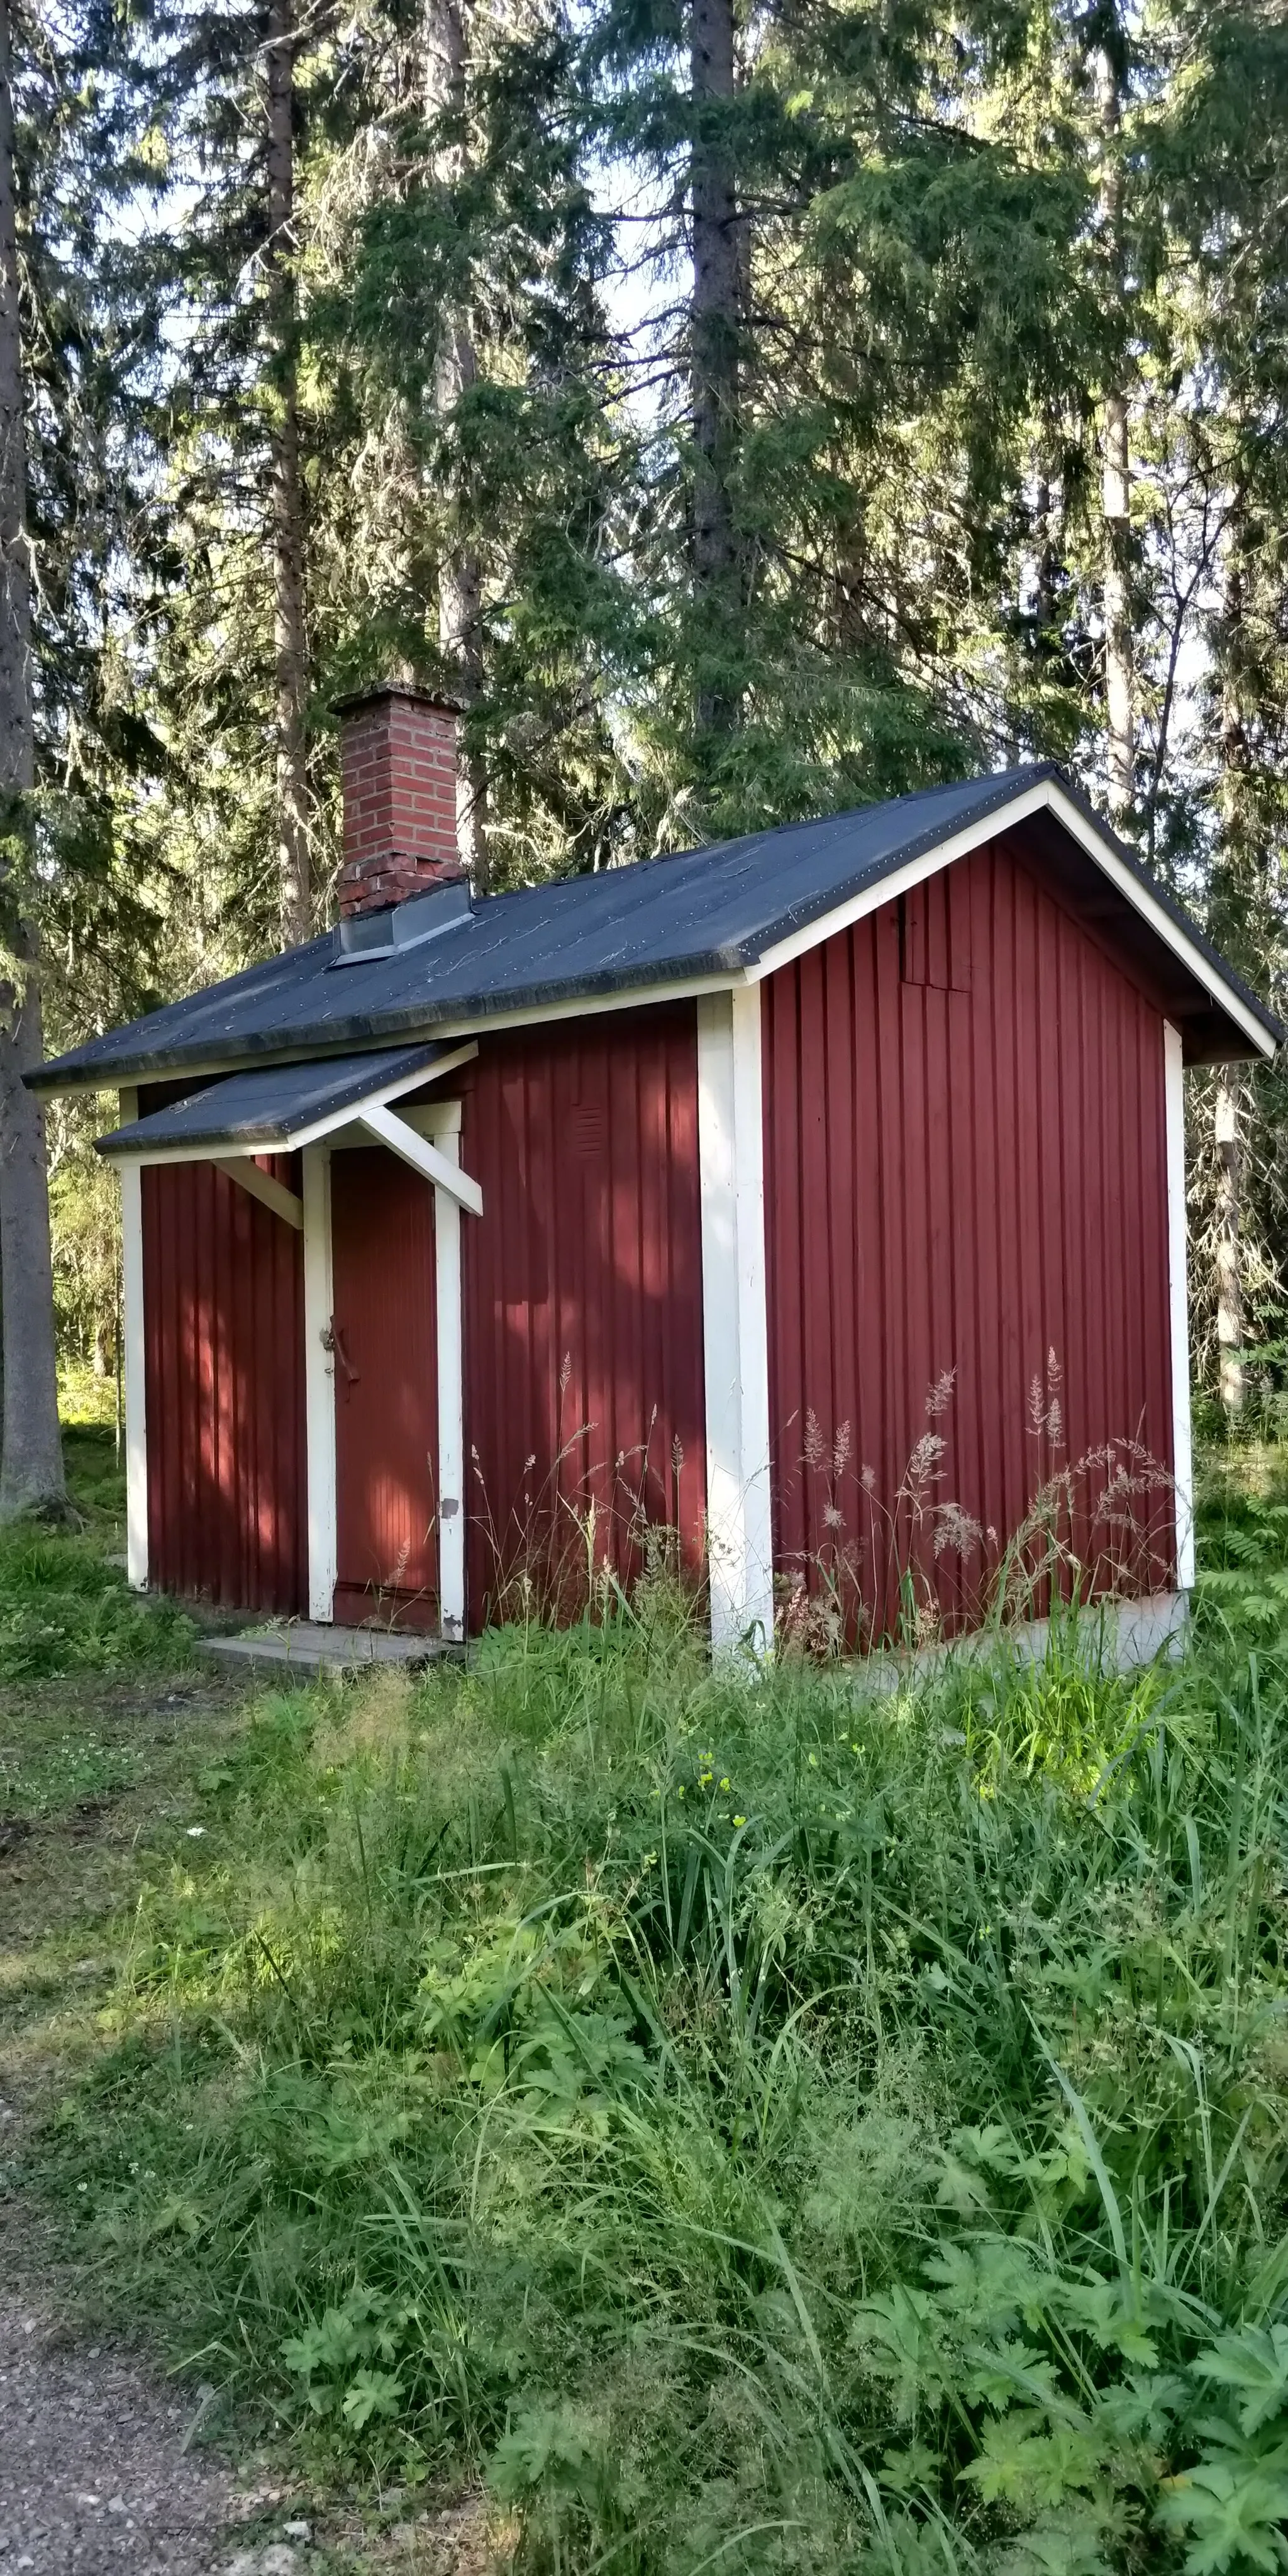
{"left": 0, "top": 2297, "right": 253, "bottom": 2575}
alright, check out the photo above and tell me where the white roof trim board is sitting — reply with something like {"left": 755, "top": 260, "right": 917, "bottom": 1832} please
{"left": 748, "top": 777, "right": 1274, "bottom": 1057}
{"left": 43, "top": 765, "right": 1280, "bottom": 1098}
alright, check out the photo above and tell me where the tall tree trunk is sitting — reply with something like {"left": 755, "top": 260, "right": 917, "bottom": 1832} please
{"left": 266, "top": 0, "right": 310, "bottom": 947}
{"left": 1033, "top": 414, "right": 1065, "bottom": 657}
{"left": 425, "top": 0, "right": 489, "bottom": 893}
{"left": 1214, "top": 1075, "right": 1244, "bottom": 1417}
{"left": 1095, "top": 37, "right": 1134, "bottom": 824}
{"left": 1211, "top": 523, "right": 1253, "bottom": 1423}
{"left": 0, "top": 0, "right": 64, "bottom": 1519}
{"left": 690, "top": 0, "right": 740, "bottom": 740}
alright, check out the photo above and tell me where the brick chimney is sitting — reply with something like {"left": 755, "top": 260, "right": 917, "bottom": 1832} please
{"left": 334, "top": 683, "right": 463, "bottom": 918}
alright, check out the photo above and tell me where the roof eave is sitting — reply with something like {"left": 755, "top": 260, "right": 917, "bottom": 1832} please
{"left": 29, "top": 963, "right": 753, "bottom": 1097}
{"left": 745, "top": 771, "right": 1281, "bottom": 1061}
{"left": 28, "top": 765, "right": 1280, "bottom": 1094}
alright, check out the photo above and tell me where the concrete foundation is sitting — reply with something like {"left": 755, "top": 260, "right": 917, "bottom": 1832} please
{"left": 202, "top": 1621, "right": 461, "bottom": 1675}
{"left": 853, "top": 1589, "right": 1189, "bottom": 1697}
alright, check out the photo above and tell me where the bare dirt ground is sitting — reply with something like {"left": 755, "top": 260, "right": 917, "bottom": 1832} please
{"left": 0, "top": 2208, "right": 494, "bottom": 2576}
{"left": 0, "top": 2288, "right": 241, "bottom": 2574}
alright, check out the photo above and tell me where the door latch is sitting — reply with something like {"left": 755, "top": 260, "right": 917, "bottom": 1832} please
{"left": 321, "top": 1319, "right": 360, "bottom": 1385}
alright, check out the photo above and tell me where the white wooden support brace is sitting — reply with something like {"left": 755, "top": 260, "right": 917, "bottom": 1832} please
{"left": 429, "top": 1106, "right": 466, "bottom": 1641}
{"left": 118, "top": 1088, "right": 148, "bottom": 1592}
{"left": 303, "top": 1145, "right": 338, "bottom": 1622}
{"left": 1163, "top": 1023, "right": 1196, "bottom": 1591}
{"left": 357, "top": 1101, "right": 484, "bottom": 1215}
{"left": 213, "top": 1157, "right": 303, "bottom": 1229}
{"left": 696, "top": 987, "right": 775, "bottom": 1653}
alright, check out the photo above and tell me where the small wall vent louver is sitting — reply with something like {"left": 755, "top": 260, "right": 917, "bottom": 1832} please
{"left": 331, "top": 878, "right": 473, "bottom": 968}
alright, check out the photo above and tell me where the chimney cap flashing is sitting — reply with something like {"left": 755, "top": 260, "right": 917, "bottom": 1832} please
{"left": 331, "top": 679, "right": 465, "bottom": 721}
{"left": 331, "top": 875, "right": 473, "bottom": 967}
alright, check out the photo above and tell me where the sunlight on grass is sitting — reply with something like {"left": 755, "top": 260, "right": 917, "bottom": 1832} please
{"left": 6, "top": 1477, "right": 1288, "bottom": 2572}
{"left": 0, "top": 1526, "right": 194, "bottom": 1684}
{"left": 58, "top": 1367, "right": 122, "bottom": 1432}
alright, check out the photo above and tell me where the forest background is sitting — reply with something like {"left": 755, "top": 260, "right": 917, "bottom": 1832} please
{"left": 2, "top": 0, "right": 1287, "bottom": 1513}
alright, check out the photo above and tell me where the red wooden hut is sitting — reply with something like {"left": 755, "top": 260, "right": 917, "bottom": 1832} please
{"left": 33, "top": 687, "right": 1280, "bottom": 1654}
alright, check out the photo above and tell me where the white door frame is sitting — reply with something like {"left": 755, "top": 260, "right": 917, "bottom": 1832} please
{"left": 1163, "top": 1023, "right": 1196, "bottom": 1590}
{"left": 304, "top": 1104, "right": 469, "bottom": 1636}
{"left": 428, "top": 1104, "right": 467, "bottom": 1640}
{"left": 303, "top": 1144, "right": 338, "bottom": 1621}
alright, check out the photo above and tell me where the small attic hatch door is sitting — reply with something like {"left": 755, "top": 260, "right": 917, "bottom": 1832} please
{"left": 898, "top": 872, "right": 972, "bottom": 992}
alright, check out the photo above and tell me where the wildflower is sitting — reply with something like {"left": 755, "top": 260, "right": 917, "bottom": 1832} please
{"left": 925, "top": 1368, "right": 956, "bottom": 1419}
{"left": 185, "top": 1826, "right": 206, "bottom": 1838}
{"left": 733, "top": 1816, "right": 746, "bottom": 1829}
{"left": 719, "top": 1778, "right": 730, "bottom": 1792}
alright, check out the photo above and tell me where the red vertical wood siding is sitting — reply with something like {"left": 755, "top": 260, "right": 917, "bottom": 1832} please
{"left": 142, "top": 1158, "right": 306, "bottom": 1612}
{"left": 330, "top": 1148, "right": 440, "bottom": 1627}
{"left": 762, "top": 830, "right": 1175, "bottom": 1638}
{"left": 457, "top": 1004, "right": 706, "bottom": 1626}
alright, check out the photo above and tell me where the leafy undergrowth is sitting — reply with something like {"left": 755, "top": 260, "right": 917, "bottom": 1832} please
{"left": 1194, "top": 1446, "right": 1288, "bottom": 1648}
{"left": 0, "top": 1526, "right": 195, "bottom": 1684}
{"left": 0, "top": 1426, "right": 192, "bottom": 1691}
{"left": 17, "top": 1578, "right": 1288, "bottom": 2576}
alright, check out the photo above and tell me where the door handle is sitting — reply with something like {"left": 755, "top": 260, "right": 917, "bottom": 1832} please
{"left": 322, "top": 1319, "right": 360, "bottom": 1385}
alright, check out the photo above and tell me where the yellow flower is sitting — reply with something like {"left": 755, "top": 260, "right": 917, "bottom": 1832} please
{"left": 733, "top": 1815, "right": 746, "bottom": 1828}
{"left": 719, "top": 1778, "right": 730, "bottom": 1792}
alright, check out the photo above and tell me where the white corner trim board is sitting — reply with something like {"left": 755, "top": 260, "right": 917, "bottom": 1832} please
{"left": 119, "top": 1087, "right": 148, "bottom": 1592}
{"left": 1163, "top": 1022, "right": 1196, "bottom": 1591}
{"left": 302, "top": 1145, "right": 338, "bottom": 1623}
{"left": 431, "top": 1121, "right": 467, "bottom": 1640}
{"left": 697, "top": 987, "right": 775, "bottom": 1653}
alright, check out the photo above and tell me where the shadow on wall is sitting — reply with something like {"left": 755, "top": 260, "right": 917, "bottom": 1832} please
{"left": 463, "top": 1012, "right": 709, "bottom": 1623}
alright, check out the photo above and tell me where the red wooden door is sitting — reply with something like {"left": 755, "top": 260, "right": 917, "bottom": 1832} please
{"left": 330, "top": 1148, "right": 440, "bottom": 1628}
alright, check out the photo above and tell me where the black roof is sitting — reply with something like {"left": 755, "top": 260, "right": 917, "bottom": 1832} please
{"left": 34, "top": 763, "right": 1281, "bottom": 1092}
{"left": 95, "top": 1045, "right": 449, "bottom": 1157}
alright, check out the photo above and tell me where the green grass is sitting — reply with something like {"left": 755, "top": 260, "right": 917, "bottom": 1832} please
{"left": 5, "top": 1447, "right": 1288, "bottom": 2572}
{"left": 0, "top": 1723, "right": 136, "bottom": 1822}
{"left": 0, "top": 1427, "right": 193, "bottom": 1690}
{"left": 0, "top": 1523, "right": 194, "bottom": 1686}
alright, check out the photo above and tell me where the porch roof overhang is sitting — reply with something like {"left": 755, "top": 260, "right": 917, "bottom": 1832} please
{"left": 95, "top": 1041, "right": 484, "bottom": 1218}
